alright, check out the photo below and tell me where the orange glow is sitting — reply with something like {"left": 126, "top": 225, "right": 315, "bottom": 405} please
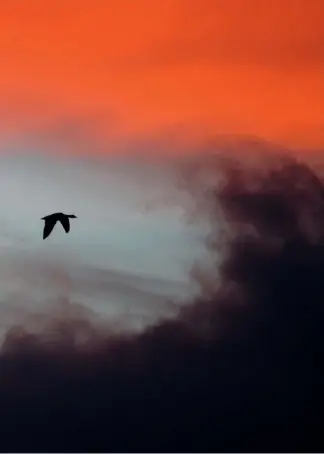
{"left": 0, "top": 0, "right": 323, "bottom": 150}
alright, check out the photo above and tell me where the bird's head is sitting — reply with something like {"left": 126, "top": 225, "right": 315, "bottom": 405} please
{"left": 68, "top": 214, "right": 78, "bottom": 218}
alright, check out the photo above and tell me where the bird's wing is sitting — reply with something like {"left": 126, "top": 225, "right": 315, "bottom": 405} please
{"left": 43, "top": 219, "right": 56, "bottom": 239}
{"left": 59, "top": 217, "right": 70, "bottom": 233}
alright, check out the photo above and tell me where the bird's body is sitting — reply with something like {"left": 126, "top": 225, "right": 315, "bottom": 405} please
{"left": 41, "top": 212, "right": 77, "bottom": 239}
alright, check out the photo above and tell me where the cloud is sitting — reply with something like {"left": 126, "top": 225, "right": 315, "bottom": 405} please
{"left": 0, "top": 151, "right": 205, "bottom": 343}
{"left": 0, "top": 145, "right": 322, "bottom": 451}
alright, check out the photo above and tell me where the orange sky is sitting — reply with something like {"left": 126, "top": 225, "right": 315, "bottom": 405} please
{"left": 0, "top": 0, "right": 323, "bottom": 151}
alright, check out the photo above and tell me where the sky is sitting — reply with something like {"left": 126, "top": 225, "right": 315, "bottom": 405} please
{"left": 0, "top": 0, "right": 323, "bottom": 150}
{"left": 0, "top": 1, "right": 322, "bottom": 336}
{"left": 0, "top": 4, "right": 323, "bottom": 450}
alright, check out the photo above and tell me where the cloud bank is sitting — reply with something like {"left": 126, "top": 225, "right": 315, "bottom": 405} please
{"left": 0, "top": 144, "right": 322, "bottom": 451}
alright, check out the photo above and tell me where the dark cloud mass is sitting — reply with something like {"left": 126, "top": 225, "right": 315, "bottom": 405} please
{"left": 0, "top": 149, "right": 324, "bottom": 452}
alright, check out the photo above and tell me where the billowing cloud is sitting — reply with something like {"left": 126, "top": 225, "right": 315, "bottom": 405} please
{"left": 0, "top": 147, "right": 322, "bottom": 451}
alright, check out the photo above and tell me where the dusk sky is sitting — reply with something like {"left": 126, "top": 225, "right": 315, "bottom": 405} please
{"left": 0, "top": 3, "right": 323, "bottom": 451}
{"left": 0, "top": 0, "right": 323, "bottom": 150}
{"left": 0, "top": 1, "right": 322, "bottom": 335}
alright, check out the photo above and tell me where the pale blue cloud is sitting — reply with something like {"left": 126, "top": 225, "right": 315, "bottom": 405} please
{"left": 0, "top": 150, "right": 212, "bottom": 337}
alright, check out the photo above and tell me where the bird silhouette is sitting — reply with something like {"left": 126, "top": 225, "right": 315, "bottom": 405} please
{"left": 41, "top": 212, "right": 77, "bottom": 240}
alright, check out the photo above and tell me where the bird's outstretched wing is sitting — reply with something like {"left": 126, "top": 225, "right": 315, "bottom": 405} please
{"left": 43, "top": 219, "right": 56, "bottom": 239}
{"left": 59, "top": 217, "right": 70, "bottom": 233}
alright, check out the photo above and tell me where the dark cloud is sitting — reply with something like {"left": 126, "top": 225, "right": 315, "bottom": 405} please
{"left": 0, "top": 147, "right": 323, "bottom": 451}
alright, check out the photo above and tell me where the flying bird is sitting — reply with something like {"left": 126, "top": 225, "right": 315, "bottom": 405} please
{"left": 41, "top": 212, "right": 77, "bottom": 240}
